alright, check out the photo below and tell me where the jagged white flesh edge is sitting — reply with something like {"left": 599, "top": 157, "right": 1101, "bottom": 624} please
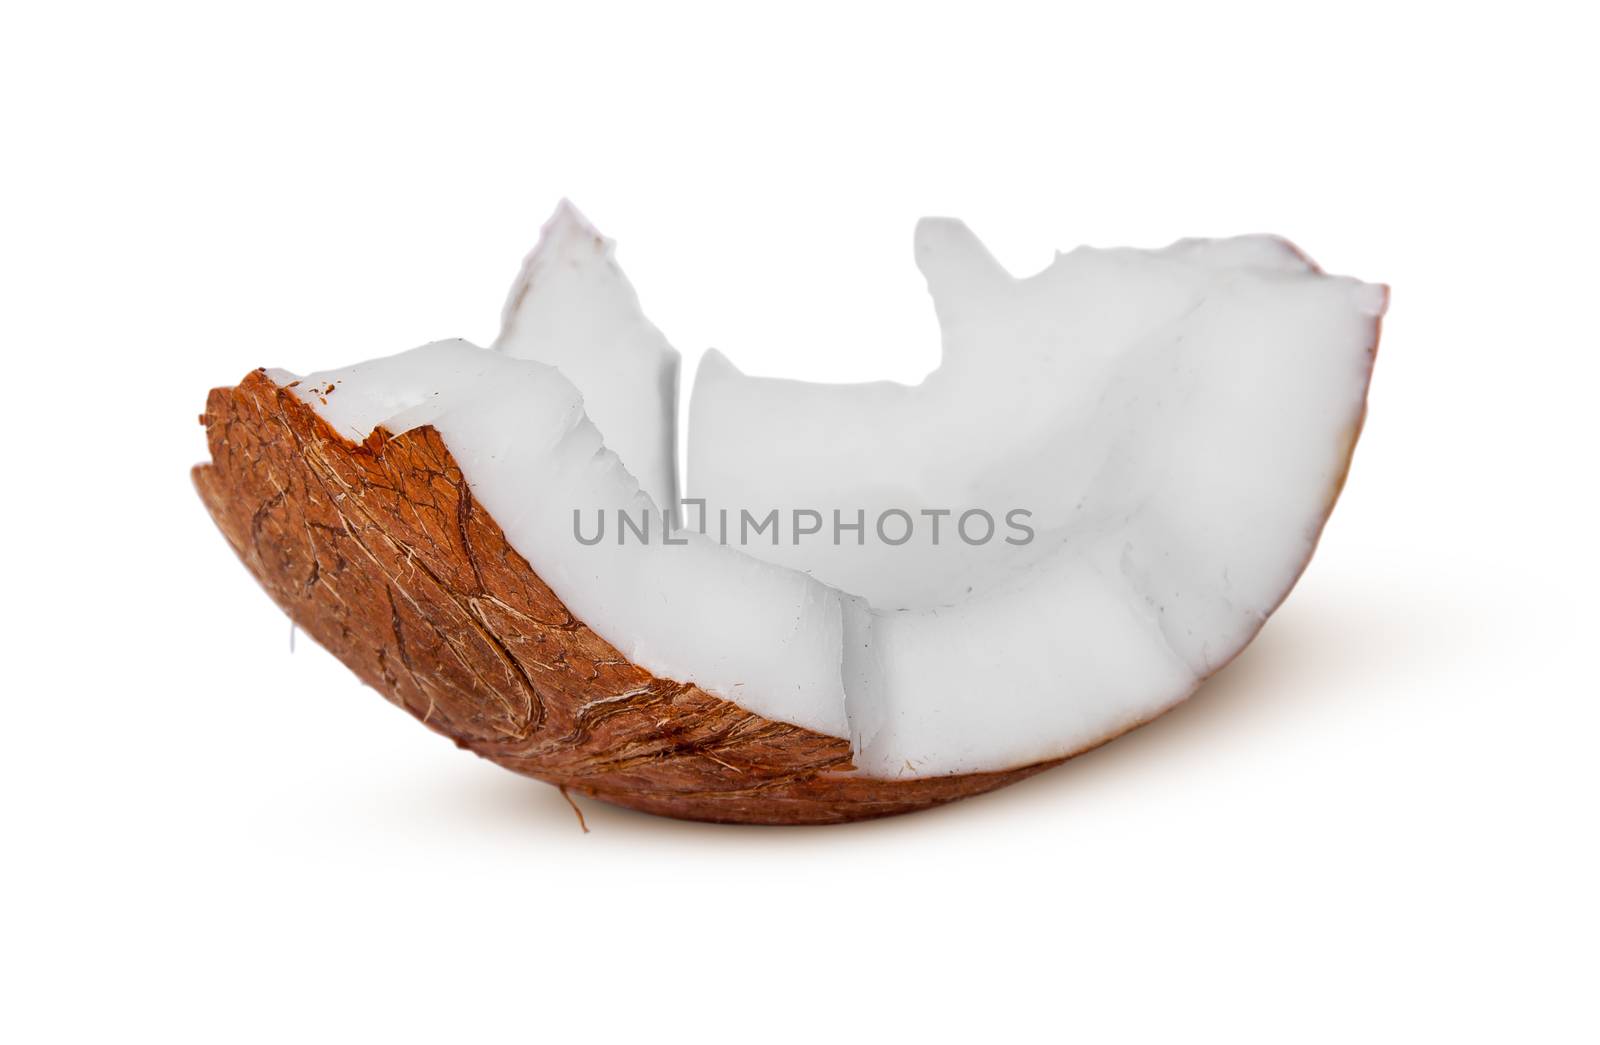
{"left": 277, "top": 341, "right": 850, "bottom": 740}
{"left": 493, "top": 202, "right": 680, "bottom": 516}
{"left": 691, "top": 226, "right": 1384, "bottom": 776}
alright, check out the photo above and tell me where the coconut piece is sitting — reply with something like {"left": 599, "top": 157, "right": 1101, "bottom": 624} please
{"left": 194, "top": 209, "right": 1384, "bottom": 823}
{"left": 690, "top": 220, "right": 1383, "bottom": 774}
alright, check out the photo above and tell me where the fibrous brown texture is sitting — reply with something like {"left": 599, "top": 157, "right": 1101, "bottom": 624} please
{"left": 194, "top": 371, "right": 1063, "bottom": 824}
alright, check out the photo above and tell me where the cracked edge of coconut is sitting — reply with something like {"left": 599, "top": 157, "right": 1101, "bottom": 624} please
{"left": 493, "top": 200, "right": 680, "bottom": 518}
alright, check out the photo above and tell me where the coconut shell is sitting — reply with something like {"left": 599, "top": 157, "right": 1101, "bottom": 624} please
{"left": 194, "top": 370, "right": 1069, "bottom": 824}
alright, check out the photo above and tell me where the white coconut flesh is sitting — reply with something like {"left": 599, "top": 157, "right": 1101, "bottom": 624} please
{"left": 492, "top": 201, "right": 680, "bottom": 514}
{"left": 277, "top": 206, "right": 1384, "bottom": 778}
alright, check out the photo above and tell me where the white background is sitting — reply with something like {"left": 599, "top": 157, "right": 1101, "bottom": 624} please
{"left": 3, "top": 2, "right": 1596, "bottom": 1041}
